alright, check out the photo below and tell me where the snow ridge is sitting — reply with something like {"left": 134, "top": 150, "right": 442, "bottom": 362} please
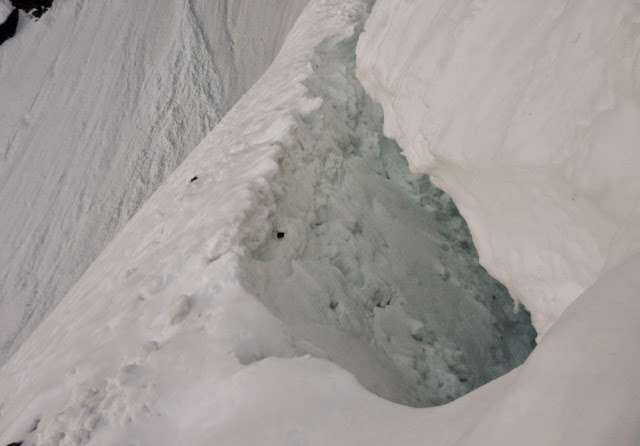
{"left": 0, "top": 0, "right": 308, "bottom": 365}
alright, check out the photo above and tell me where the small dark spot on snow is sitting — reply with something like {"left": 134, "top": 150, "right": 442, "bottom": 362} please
{"left": 276, "top": 232, "right": 285, "bottom": 239}
{"left": 492, "top": 295, "right": 496, "bottom": 300}
{"left": 208, "top": 254, "right": 221, "bottom": 263}
{"left": 6, "top": 442, "right": 23, "bottom": 446}
{"left": 410, "top": 333, "right": 423, "bottom": 342}
{"left": 329, "top": 301, "right": 338, "bottom": 310}
{"left": 190, "top": 176, "right": 198, "bottom": 182}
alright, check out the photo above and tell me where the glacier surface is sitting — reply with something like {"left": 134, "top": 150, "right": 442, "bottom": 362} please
{"left": 0, "top": 0, "right": 638, "bottom": 444}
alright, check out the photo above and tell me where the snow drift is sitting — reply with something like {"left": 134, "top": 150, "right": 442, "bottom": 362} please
{"left": 0, "top": 0, "right": 308, "bottom": 364}
{"left": 356, "top": 0, "right": 640, "bottom": 336}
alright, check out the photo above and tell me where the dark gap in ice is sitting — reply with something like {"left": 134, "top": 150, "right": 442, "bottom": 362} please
{"left": 241, "top": 18, "right": 536, "bottom": 408}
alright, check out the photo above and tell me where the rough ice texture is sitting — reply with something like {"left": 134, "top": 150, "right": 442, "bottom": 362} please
{"left": 356, "top": 0, "right": 640, "bottom": 336}
{"left": 0, "top": 0, "right": 308, "bottom": 364}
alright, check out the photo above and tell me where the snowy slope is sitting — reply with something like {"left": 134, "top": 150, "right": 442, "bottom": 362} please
{"left": 0, "top": 0, "right": 308, "bottom": 364}
{"left": 1, "top": 0, "right": 637, "bottom": 444}
{"left": 0, "top": 0, "right": 539, "bottom": 443}
{"left": 356, "top": 0, "right": 640, "bottom": 336}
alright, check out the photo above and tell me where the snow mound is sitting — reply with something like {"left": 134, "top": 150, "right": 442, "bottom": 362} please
{"left": 0, "top": 0, "right": 308, "bottom": 364}
{"left": 356, "top": 0, "right": 640, "bottom": 336}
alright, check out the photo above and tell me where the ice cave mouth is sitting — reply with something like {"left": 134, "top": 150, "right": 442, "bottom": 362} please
{"left": 240, "top": 28, "right": 537, "bottom": 408}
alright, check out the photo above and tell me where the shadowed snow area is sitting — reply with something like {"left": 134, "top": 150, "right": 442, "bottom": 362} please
{"left": 0, "top": 1, "right": 537, "bottom": 443}
{"left": 241, "top": 31, "right": 535, "bottom": 406}
{"left": 0, "top": 0, "right": 309, "bottom": 365}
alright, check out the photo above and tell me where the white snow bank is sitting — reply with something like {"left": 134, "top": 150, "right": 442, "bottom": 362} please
{"left": 356, "top": 0, "right": 640, "bottom": 335}
{"left": 454, "top": 253, "right": 640, "bottom": 445}
{"left": 0, "top": 0, "right": 308, "bottom": 364}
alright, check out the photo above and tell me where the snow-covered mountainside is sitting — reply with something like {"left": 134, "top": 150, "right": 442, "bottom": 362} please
{"left": 357, "top": 0, "right": 640, "bottom": 336}
{"left": 1, "top": 0, "right": 637, "bottom": 444}
{"left": 0, "top": 0, "right": 308, "bottom": 364}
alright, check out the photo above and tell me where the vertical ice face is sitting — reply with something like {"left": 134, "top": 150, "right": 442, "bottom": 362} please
{"left": 356, "top": 0, "right": 640, "bottom": 336}
{"left": 240, "top": 12, "right": 535, "bottom": 407}
{"left": 0, "top": 0, "right": 309, "bottom": 365}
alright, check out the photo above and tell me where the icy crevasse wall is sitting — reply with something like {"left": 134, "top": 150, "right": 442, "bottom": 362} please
{"left": 240, "top": 28, "right": 535, "bottom": 407}
{"left": 356, "top": 0, "right": 640, "bottom": 335}
{"left": 0, "top": 0, "right": 308, "bottom": 364}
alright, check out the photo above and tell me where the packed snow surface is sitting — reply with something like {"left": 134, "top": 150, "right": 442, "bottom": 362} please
{"left": 357, "top": 0, "right": 640, "bottom": 336}
{"left": 0, "top": 0, "right": 308, "bottom": 364}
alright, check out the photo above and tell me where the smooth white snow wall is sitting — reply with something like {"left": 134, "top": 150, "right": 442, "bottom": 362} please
{"left": 0, "top": 0, "right": 308, "bottom": 364}
{"left": 356, "top": 0, "right": 640, "bottom": 336}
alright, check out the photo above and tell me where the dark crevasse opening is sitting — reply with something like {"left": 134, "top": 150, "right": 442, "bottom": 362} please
{"left": 240, "top": 22, "right": 536, "bottom": 407}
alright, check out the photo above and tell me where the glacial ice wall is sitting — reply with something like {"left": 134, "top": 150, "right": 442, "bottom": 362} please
{"left": 356, "top": 0, "right": 640, "bottom": 335}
